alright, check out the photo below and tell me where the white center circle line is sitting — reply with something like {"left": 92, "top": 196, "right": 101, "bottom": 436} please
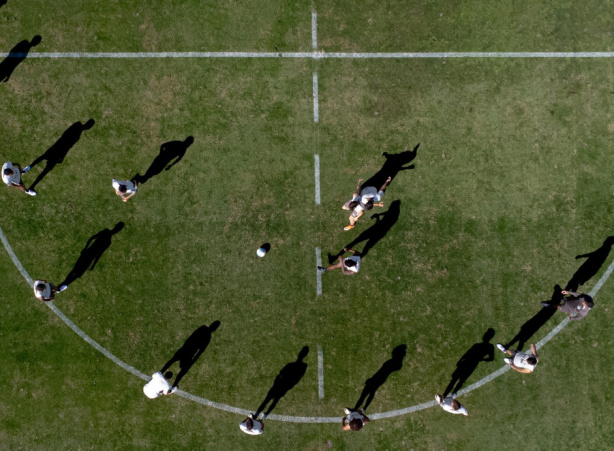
{"left": 2, "top": 226, "right": 612, "bottom": 422}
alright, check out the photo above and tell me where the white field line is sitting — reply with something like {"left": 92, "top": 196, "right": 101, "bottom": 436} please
{"left": 314, "top": 154, "right": 321, "bottom": 205}
{"left": 3, "top": 223, "right": 614, "bottom": 423}
{"left": 318, "top": 345, "right": 325, "bottom": 399}
{"left": 315, "top": 246, "right": 322, "bottom": 296}
{"left": 312, "top": 11, "right": 317, "bottom": 50}
{"left": 312, "top": 72, "right": 319, "bottom": 124}
{"left": 9, "top": 51, "right": 614, "bottom": 59}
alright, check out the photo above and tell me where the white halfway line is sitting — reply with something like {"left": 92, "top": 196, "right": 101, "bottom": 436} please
{"left": 2, "top": 222, "right": 613, "bottom": 423}
{"left": 312, "top": 72, "right": 319, "bottom": 124}
{"left": 314, "top": 154, "right": 321, "bottom": 205}
{"left": 8, "top": 51, "right": 614, "bottom": 59}
{"left": 318, "top": 345, "right": 325, "bottom": 399}
{"left": 311, "top": 11, "right": 318, "bottom": 50}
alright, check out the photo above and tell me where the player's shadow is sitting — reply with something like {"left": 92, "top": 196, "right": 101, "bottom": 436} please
{"left": 0, "top": 1, "right": 7, "bottom": 9}
{"left": 329, "top": 200, "right": 401, "bottom": 263}
{"left": 161, "top": 321, "right": 220, "bottom": 388}
{"left": 255, "top": 346, "right": 309, "bottom": 417}
{"left": 0, "top": 35, "right": 41, "bottom": 83}
{"left": 443, "top": 328, "right": 494, "bottom": 397}
{"left": 502, "top": 285, "right": 562, "bottom": 352}
{"left": 59, "top": 222, "right": 124, "bottom": 287}
{"left": 354, "top": 344, "right": 406, "bottom": 411}
{"left": 566, "top": 236, "right": 614, "bottom": 292}
{"left": 27, "top": 120, "right": 96, "bottom": 191}
{"left": 133, "top": 136, "right": 194, "bottom": 185}
{"left": 361, "top": 144, "right": 419, "bottom": 189}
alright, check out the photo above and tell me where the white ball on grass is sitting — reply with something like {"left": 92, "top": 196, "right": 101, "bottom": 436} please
{"left": 257, "top": 248, "right": 266, "bottom": 257}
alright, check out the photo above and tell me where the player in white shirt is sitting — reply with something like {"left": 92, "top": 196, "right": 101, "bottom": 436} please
{"left": 497, "top": 343, "right": 539, "bottom": 374}
{"left": 112, "top": 179, "right": 138, "bottom": 202}
{"left": 2, "top": 162, "right": 36, "bottom": 196}
{"left": 342, "top": 408, "right": 370, "bottom": 431}
{"left": 143, "top": 372, "right": 177, "bottom": 399}
{"left": 343, "top": 177, "right": 391, "bottom": 230}
{"left": 318, "top": 248, "right": 362, "bottom": 275}
{"left": 33, "top": 279, "right": 58, "bottom": 302}
{"left": 435, "top": 394, "right": 468, "bottom": 416}
{"left": 239, "top": 414, "right": 265, "bottom": 435}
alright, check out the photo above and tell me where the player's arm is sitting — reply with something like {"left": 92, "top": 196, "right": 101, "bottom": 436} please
{"left": 354, "top": 178, "right": 364, "bottom": 196}
{"left": 378, "top": 176, "right": 392, "bottom": 192}
{"left": 530, "top": 344, "right": 538, "bottom": 361}
{"left": 122, "top": 191, "right": 136, "bottom": 202}
{"left": 342, "top": 417, "right": 350, "bottom": 430}
{"left": 360, "top": 411, "right": 371, "bottom": 424}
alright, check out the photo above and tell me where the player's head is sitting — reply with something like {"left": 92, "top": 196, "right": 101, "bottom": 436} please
{"left": 527, "top": 356, "right": 537, "bottom": 365}
{"left": 344, "top": 259, "right": 357, "bottom": 268}
{"left": 118, "top": 185, "right": 127, "bottom": 193}
{"left": 163, "top": 371, "right": 173, "bottom": 380}
{"left": 364, "top": 200, "right": 374, "bottom": 210}
{"left": 349, "top": 418, "right": 363, "bottom": 431}
{"left": 35, "top": 283, "right": 46, "bottom": 292}
{"left": 583, "top": 298, "right": 595, "bottom": 308}
{"left": 4, "top": 168, "right": 13, "bottom": 176}
{"left": 245, "top": 418, "right": 254, "bottom": 430}
{"left": 348, "top": 201, "right": 360, "bottom": 210}
{"left": 451, "top": 399, "right": 461, "bottom": 411}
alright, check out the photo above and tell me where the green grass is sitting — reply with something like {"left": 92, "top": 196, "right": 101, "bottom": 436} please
{"left": 2, "top": 1, "right": 614, "bottom": 450}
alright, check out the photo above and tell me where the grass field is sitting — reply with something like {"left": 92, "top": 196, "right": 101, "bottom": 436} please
{"left": 2, "top": 1, "right": 614, "bottom": 450}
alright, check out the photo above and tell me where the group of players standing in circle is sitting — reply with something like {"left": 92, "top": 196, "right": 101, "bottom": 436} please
{"left": 5, "top": 148, "right": 596, "bottom": 435}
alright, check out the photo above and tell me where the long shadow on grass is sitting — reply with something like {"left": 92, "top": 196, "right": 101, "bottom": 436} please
{"left": 0, "top": 1, "right": 7, "bottom": 9}
{"left": 161, "top": 321, "right": 220, "bottom": 388}
{"left": 354, "top": 344, "right": 406, "bottom": 411}
{"left": 565, "top": 236, "right": 614, "bottom": 292}
{"left": 59, "top": 222, "right": 124, "bottom": 288}
{"left": 133, "top": 136, "right": 194, "bottom": 185}
{"left": 329, "top": 200, "right": 401, "bottom": 263}
{"left": 361, "top": 144, "right": 419, "bottom": 190}
{"left": 27, "top": 120, "right": 96, "bottom": 191}
{"left": 443, "top": 329, "right": 494, "bottom": 397}
{"left": 255, "top": 346, "right": 309, "bottom": 417}
{"left": 0, "top": 35, "right": 41, "bottom": 83}
{"left": 502, "top": 285, "right": 562, "bottom": 352}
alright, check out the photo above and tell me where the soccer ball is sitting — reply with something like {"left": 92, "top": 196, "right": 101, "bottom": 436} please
{"left": 256, "top": 248, "right": 266, "bottom": 257}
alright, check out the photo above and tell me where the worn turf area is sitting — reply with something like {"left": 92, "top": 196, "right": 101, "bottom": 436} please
{"left": 1, "top": 1, "right": 613, "bottom": 450}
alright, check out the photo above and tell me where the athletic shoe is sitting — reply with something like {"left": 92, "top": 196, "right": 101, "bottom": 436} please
{"left": 23, "top": 165, "right": 31, "bottom": 173}
{"left": 496, "top": 343, "right": 506, "bottom": 353}
{"left": 503, "top": 358, "right": 511, "bottom": 365}
{"left": 261, "top": 413, "right": 268, "bottom": 420}
{"left": 435, "top": 394, "right": 442, "bottom": 404}
{"left": 450, "top": 393, "right": 457, "bottom": 399}
{"left": 25, "top": 189, "right": 36, "bottom": 196}
{"left": 58, "top": 285, "right": 68, "bottom": 292}
{"left": 344, "top": 408, "right": 351, "bottom": 415}
{"left": 541, "top": 302, "right": 550, "bottom": 308}
{"left": 317, "top": 266, "right": 327, "bottom": 274}
{"left": 344, "top": 224, "right": 354, "bottom": 231}
{"left": 169, "top": 386, "right": 178, "bottom": 394}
